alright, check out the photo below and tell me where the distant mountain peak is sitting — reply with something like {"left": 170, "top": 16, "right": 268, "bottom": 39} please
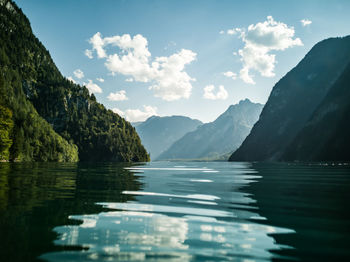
{"left": 157, "top": 101, "right": 263, "bottom": 161}
{"left": 239, "top": 98, "right": 252, "bottom": 104}
{"left": 135, "top": 115, "right": 203, "bottom": 160}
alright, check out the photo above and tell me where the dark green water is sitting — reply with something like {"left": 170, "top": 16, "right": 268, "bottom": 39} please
{"left": 0, "top": 162, "right": 349, "bottom": 261}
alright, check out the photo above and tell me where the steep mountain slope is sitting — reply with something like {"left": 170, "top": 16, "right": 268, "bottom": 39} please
{"left": 282, "top": 61, "right": 350, "bottom": 161}
{"left": 158, "top": 99, "right": 263, "bottom": 160}
{"left": 135, "top": 116, "right": 202, "bottom": 159}
{"left": 0, "top": 1, "right": 78, "bottom": 161}
{"left": 230, "top": 36, "right": 350, "bottom": 161}
{"left": 0, "top": 0, "right": 149, "bottom": 162}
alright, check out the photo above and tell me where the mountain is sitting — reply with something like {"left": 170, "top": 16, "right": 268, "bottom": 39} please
{"left": 230, "top": 36, "right": 350, "bottom": 162}
{"left": 282, "top": 61, "right": 350, "bottom": 161}
{"left": 135, "top": 116, "right": 202, "bottom": 160}
{"left": 0, "top": 0, "right": 149, "bottom": 162}
{"left": 158, "top": 99, "right": 263, "bottom": 160}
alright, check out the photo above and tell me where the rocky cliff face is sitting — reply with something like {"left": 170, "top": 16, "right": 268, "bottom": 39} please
{"left": 230, "top": 36, "right": 350, "bottom": 161}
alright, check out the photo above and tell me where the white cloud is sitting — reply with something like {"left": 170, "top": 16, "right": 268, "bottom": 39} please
{"left": 125, "top": 78, "right": 134, "bottom": 82}
{"left": 96, "top": 77, "right": 104, "bottom": 82}
{"left": 88, "top": 33, "right": 196, "bottom": 101}
{"left": 219, "top": 30, "right": 225, "bottom": 34}
{"left": 237, "top": 16, "right": 302, "bottom": 84}
{"left": 223, "top": 71, "right": 237, "bottom": 80}
{"left": 113, "top": 105, "right": 158, "bottom": 122}
{"left": 227, "top": 29, "right": 237, "bottom": 35}
{"left": 73, "top": 69, "right": 84, "bottom": 79}
{"left": 67, "top": 76, "right": 76, "bottom": 84}
{"left": 225, "top": 28, "right": 241, "bottom": 35}
{"left": 301, "top": 19, "right": 312, "bottom": 27}
{"left": 84, "top": 79, "right": 102, "bottom": 94}
{"left": 107, "top": 90, "right": 128, "bottom": 101}
{"left": 239, "top": 67, "right": 255, "bottom": 84}
{"left": 148, "top": 49, "right": 196, "bottom": 101}
{"left": 85, "top": 49, "right": 93, "bottom": 59}
{"left": 112, "top": 108, "right": 125, "bottom": 117}
{"left": 89, "top": 32, "right": 107, "bottom": 58}
{"left": 203, "top": 85, "right": 228, "bottom": 100}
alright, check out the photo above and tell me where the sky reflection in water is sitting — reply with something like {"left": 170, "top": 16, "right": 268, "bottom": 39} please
{"left": 41, "top": 162, "right": 294, "bottom": 262}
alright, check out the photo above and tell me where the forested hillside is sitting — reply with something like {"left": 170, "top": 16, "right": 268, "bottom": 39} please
{"left": 0, "top": 0, "right": 149, "bottom": 162}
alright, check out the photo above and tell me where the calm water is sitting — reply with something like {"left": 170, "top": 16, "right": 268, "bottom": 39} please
{"left": 0, "top": 162, "right": 349, "bottom": 261}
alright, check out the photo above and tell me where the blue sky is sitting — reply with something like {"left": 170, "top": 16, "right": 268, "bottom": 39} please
{"left": 15, "top": 0, "right": 350, "bottom": 122}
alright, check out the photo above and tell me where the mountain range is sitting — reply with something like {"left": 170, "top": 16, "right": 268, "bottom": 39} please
{"left": 134, "top": 116, "right": 202, "bottom": 160}
{"left": 158, "top": 99, "right": 263, "bottom": 160}
{"left": 1, "top": 0, "right": 349, "bottom": 163}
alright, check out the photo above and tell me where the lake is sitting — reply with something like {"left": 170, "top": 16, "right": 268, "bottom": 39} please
{"left": 0, "top": 162, "right": 349, "bottom": 261}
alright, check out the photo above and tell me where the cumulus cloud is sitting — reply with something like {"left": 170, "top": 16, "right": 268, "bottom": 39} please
{"left": 148, "top": 49, "right": 196, "bottom": 101}
{"left": 96, "top": 77, "right": 104, "bottom": 82}
{"left": 107, "top": 90, "right": 128, "bottom": 101}
{"left": 89, "top": 32, "right": 107, "bottom": 58}
{"left": 112, "top": 108, "right": 125, "bottom": 117}
{"left": 86, "top": 33, "right": 196, "bottom": 101}
{"left": 301, "top": 19, "right": 312, "bottom": 27}
{"left": 73, "top": 69, "right": 84, "bottom": 79}
{"left": 203, "top": 85, "right": 228, "bottom": 100}
{"left": 113, "top": 105, "right": 158, "bottom": 122}
{"left": 237, "top": 16, "right": 302, "bottom": 84}
{"left": 67, "top": 76, "right": 76, "bottom": 84}
{"left": 85, "top": 49, "right": 93, "bottom": 59}
{"left": 84, "top": 79, "right": 102, "bottom": 94}
{"left": 223, "top": 71, "right": 237, "bottom": 80}
{"left": 227, "top": 28, "right": 241, "bottom": 35}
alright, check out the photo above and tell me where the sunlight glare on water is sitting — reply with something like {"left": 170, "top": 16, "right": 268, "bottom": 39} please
{"left": 41, "top": 162, "right": 295, "bottom": 262}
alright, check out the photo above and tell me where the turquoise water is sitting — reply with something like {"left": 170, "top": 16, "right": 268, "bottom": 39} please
{"left": 0, "top": 162, "right": 349, "bottom": 261}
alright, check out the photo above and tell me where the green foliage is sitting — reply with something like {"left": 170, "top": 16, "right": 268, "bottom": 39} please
{"left": 0, "top": 0, "right": 149, "bottom": 162}
{"left": 0, "top": 1, "right": 78, "bottom": 162}
{"left": 0, "top": 104, "right": 13, "bottom": 160}
{"left": 0, "top": 70, "right": 79, "bottom": 162}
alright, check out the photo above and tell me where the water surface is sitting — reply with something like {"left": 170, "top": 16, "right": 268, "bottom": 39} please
{"left": 0, "top": 162, "right": 349, "bottom": 261}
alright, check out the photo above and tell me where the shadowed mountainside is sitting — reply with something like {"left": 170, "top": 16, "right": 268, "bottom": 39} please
{"left": 230, "top": 36, "right": 350, "bottom": 162}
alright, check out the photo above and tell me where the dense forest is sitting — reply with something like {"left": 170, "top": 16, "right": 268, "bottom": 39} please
{"left": 0, "top": 0, "right": 149, "bottom": 162}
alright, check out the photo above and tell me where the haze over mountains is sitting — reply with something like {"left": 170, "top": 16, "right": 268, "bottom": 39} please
{"left": 134, "top": 116, "right": 202, "bottom": 160}
{"left": 157, "top": 99, "right": 263, "bottom": 160}
{"left": 230, "top": 36, "right": 350, "bottom": 162}
{"left": 1, "top": 0, "right": 350, "bottom": 163}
